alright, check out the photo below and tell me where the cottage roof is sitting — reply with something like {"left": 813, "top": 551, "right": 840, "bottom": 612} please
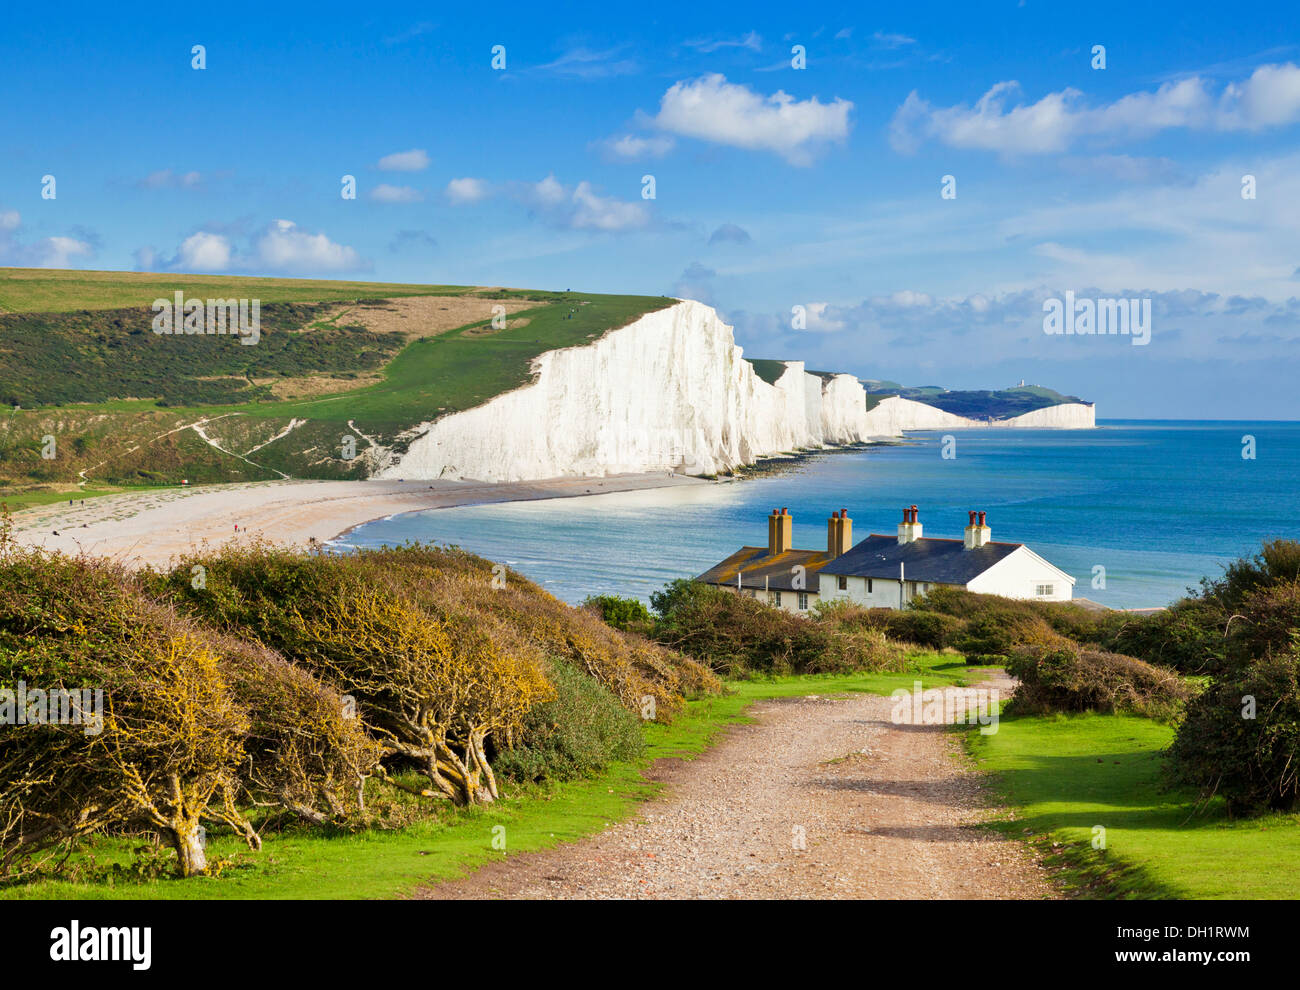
{"left": 695, "top": 546, "right": 832, "bottom": 593}
{"left": 817, "top": 534, "right": 1024, "bottom": 585}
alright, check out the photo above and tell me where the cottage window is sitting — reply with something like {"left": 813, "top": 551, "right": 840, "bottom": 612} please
{"left": 798, "top": 592, "right": 809, "bottom": 610}
{"left": 1035, "top": 584, "right": 1054, "bottom": 597}
{"left": 837, "top": 575, "right": 847, "bottom": 591}
{"left": 866, "top": 578, "right": 873, "bottom": 594}
{"left": 773, "top": 590, "right": 782, "bottom": 606}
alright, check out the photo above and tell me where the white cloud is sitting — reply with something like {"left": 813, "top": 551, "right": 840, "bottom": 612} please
{"left": 177, "top": 231, "right": 233, "bottom": 271}
{"left": 652, "top": 74, "right": 853, "bottom": 165}
{"left": 370, "top": 183, "right": 423, "bottom": 203}
{"left": 684, "top": 32, "right": 762, "bottom": 54}
{"left": 569, "top": 181, "right": 649, "bottom": 231}
{"left": 140, "top": 169, "right": 203, "bottom": 189}
{"left": 377, "top": 148, "right": 430, "bottom": 171}
{"left": 256, "top": 219, "right": 362, "bottom": 272}
{"left": 872, "top": 31, "right": 916, "bottom": 48}
{"left": 38, "top": 236, "right": 94, "bottom": 267}
{"left": 445, "top": 177, "right": 490, "bottom": 204}
{"left": 536, "top": 46, "right": 639, "bottom": 78}
{"left": 891, "top": 62, "right": 1300, "bottom": 154}
{"left": 147, "top": 220, "right": 365, "bottom": 275}
{"left": 0, "top": 209, "right": 96, "bottom": 268}
{"left": 498, "top": 175, "right": 651, "bottom": 231}
{"left": 595, "top": 133, "right": 677, "bottom": 161}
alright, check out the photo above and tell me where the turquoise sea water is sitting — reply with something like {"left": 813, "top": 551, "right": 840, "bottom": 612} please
{"left": 339, "top": 421, "right": 1300, "bottom": 609}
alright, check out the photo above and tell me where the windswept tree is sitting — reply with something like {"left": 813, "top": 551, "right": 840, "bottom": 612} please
{"left": 0, "top": 540, "right": 253, "bottom": 877}
{"left": 158, "top": 542, "right": 552, "bottom": 806}
{"left": 212, "top": 634, "right": 383, "bottom": 824}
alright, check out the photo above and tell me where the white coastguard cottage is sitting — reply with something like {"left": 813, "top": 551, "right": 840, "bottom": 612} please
{"left": 696, "top": 505, "right": 1074, "bottom": 613}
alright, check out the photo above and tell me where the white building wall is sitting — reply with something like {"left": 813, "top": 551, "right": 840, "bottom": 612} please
{"left": 965, "top": 546, "right": 1074, "bottom": 601}
{"left": 818, "top": 575, "right": 925, "bottom": 608}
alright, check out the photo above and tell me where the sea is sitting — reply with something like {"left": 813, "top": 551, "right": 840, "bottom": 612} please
{"left": 337, "top": 421, "right": 1300, "bottom": 610}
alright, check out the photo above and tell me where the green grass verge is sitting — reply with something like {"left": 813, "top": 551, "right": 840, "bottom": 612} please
{"left": 968, "top": 711, "right": 1300, "bottom": 899}
{"left": 3, "top": 652, "right": 971, "bottom": 900}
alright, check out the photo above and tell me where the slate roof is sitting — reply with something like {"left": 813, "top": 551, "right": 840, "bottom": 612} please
{"left": 817, "top": 534, "right": 1023, "bottom": 585}
{"left": 695, "top": 546, "right": 832, "bottom": 593}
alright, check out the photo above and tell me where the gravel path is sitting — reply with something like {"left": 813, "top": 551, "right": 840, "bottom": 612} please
{"left": 419, "top": 677, "right": 1056, "bottom": 900}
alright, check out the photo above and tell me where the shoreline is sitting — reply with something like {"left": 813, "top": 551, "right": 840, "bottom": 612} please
{"left": 7, "top": 473, "right": 707, "bottom": 571}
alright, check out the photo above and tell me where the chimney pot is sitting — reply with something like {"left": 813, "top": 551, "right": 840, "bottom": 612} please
{"left": 978, "top": 511, "right": 986, "bottom": 526}
{"left": 968, "top": 510, "right": 977, "bottom": 525}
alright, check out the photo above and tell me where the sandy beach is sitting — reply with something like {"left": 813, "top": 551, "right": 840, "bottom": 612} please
{"left": 7, "top": 473, "right": 706, "bottom": 570}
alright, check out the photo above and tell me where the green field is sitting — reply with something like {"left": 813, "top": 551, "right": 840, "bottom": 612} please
{"left": 969, "top": 711, "right": 1300, "bottom": 899}
{"left": 2, "top": 653, "right": 972, "bottom": 900}
{"left": 0, "top": 268, "right": 471, "bottom": 314}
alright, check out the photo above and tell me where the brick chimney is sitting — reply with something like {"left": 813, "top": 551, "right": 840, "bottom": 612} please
{"left": 964, "top": 510, "right": 991, "bottom": 549}
{"left": 897, "top": 504, "right": 923, "bottom": 545}
{"left": 827, "top": 508, "right": 852, "bottom": 558}
{"left": 768, "top": 507, "right": 793, "bottom": 555}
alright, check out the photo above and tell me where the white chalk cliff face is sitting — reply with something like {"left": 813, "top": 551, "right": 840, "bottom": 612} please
{"left": 379, "top": 300, "right": 1094, "bottom": 483}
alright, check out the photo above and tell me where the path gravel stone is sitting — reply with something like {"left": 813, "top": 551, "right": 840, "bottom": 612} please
{"left": 419, "top": 677, "right": 1056, "bottom": 900}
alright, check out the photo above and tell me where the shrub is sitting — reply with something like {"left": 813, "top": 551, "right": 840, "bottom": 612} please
{"left": 1199, "top": 539, "right": 1300, "bottom": 610}
{"left": 0, "top": 544, "right": 253, "bottom": 877}
{"left": 154, "top": 541, "right": 552, "bottom": 806}
{"left": 583, "top": 594, "right": 653, "bottom": 634}
{"left": 494, "top": 661, "right": 643, "bottom": 783}
{"left": 1101, "top": 598, "right": 1229, "bottom": 674}
{"left": 212, "top": 634, "right": 383, "bottom": 826}
{"left": 358, "top": 546, "right": 719, "bottom": 721}
{"left": 1222, "top": 581, "right": 1300, "bottom": 671}
{"left": 1005, "top": 644, "right": 1191, "bottom": 721}
{"left": 652, "top": 580, "right": 906, "bottom": 677}
{"left": 1167, "top": 652, "right": 1300, "bottom": 815}
{"left": 813, "top": 600, "right": 966, "bottom": 650}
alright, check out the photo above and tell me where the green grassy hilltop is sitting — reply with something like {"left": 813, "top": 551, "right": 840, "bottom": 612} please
{"left": 0, "top": 268, "right": 671, "bottom": 504}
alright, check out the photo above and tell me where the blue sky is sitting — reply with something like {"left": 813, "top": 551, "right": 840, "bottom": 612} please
{"left": 3, "top": 1, "right": 1299, "bottom": 418}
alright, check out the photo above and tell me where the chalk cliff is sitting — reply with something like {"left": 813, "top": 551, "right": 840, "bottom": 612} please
{"left": 379, "top": 300, "right": 1093, "bottom": 482}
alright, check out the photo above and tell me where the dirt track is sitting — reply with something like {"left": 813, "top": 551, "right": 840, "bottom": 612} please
{"left": 419, "top": 677, "right": 1055, "bottom": 900}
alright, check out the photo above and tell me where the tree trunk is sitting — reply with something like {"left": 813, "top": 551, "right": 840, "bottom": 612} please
{"left": 167, "top": 819, "right": 208, "bottom": 877}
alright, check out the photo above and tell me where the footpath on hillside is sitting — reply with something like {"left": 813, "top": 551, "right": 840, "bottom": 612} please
{"left": 419, "top": 675, "right": 1055, "bottom": 900}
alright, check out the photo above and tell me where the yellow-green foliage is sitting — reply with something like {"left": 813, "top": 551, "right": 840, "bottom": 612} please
{"left": 0, "top": 539, "right": 252, "bottom": 878}
{"left": 154, "top": 541, "right": 556, "bottom": 806}
{"left": 351, "top": 544, "right": 720, "bottom": 721}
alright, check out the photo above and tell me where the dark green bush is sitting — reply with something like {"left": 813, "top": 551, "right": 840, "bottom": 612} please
{"left": 1100, "top": 598, "right": 1228, "bottom": 674}
{"left": 652, "top": 580, "right": 905, "bottom": 677}
{"left": 1167, "top": 652, "right": 1300, "bottom": 815}
{"left": 494, "top": 661, "right": 643, "bottom": 783}
{"left": 583, "top": 594, "right": 653, "bottom": 634}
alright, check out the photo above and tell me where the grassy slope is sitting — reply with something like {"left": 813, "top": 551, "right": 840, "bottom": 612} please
{"left": 968, "top": 711, "right": 1300, "bottom": 899}
{"left": 0, "top": 270, "right": 671, "bottom": 490}
{"left": 3, "top": 653, "right": 971, "bottom": 900}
